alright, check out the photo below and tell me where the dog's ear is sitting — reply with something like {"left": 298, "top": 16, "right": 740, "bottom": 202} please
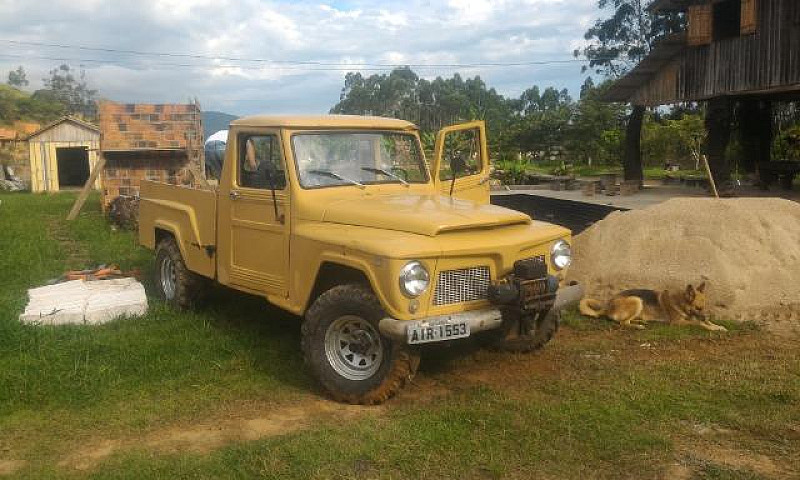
{"left": 697, "top": 282, "right": 706, "bottom": 293}
{"left": 685, "top": 284, "right": 696, "bottom": 300}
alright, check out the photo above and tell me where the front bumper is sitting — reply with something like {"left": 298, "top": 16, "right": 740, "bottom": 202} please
{"left": 378, "top": 282, "right": 584, "bottom": 343}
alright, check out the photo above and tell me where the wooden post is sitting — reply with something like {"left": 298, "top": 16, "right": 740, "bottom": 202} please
{"left": 67, "top": 153, "right": 106, "bottom": 221}
{"left": 738, "top": 100, "right": 772, "bottom": 174}
{"left": 705, "top": 98, "right": 732, "bottom": 188}
{"left": 701, "top": 154, "right": 720, "bottom": 198}
{"left": 623, "top": 105, "right": 645, "bottom": 187}
{"left": 185, "top": 136, "right": 210, "bottom": 189}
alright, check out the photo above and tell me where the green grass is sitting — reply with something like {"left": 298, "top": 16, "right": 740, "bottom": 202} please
{"left": 521, "top": 164, "right": 706, "bottom": 180}
{"left": 1, "top": 192, "right": 798, "bottom": 479}
{"left": 0, "top": 192, "right": 312, "bottom": 465}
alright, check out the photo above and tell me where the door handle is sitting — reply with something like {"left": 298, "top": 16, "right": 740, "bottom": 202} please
{"left": 229, "top": 190, "right": 241, "bottom": 200}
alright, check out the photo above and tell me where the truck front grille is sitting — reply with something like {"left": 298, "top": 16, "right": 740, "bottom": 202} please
{"left": 433, "top": 266, "right": 491, "bottom": 306}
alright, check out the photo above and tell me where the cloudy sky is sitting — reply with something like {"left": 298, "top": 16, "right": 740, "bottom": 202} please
{"left": 0, "top": 0, "right": 600, "bottom": 115}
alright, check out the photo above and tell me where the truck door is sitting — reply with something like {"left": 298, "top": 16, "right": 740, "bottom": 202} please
{"left": 217, "top": 130, "right": 289, "bottom": 297}
{"left": 432, "top": 121, "right": 490, "bottom": 204}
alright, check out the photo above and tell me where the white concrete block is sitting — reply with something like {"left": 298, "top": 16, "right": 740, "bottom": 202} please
{"left": 19, "top": 278, "right": 148, "bottom": 326}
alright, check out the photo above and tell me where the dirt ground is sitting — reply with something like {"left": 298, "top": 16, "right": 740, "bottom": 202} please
{"left": 28, "top": 325, "right": 798, "bottom": 478}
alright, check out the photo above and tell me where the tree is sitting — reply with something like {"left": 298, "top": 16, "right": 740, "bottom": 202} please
{"left": 568, "top": 80, "right": 626, "bottom": 166}
{"left": 331, "top": 67, "right": 513, "bottom": 140}
{"left": 576, "top": 0, "right": 684, "bottom": 184}
{"left": 41, "top": 64, "right": 98, "bottom": 119}
{"left": 576, "top": 0, "right": 683, "bottom": 77}
{"left": 7, "top": 66, "right": 28, "bottom": 88}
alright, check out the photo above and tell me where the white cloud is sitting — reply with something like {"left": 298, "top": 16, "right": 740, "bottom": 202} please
{"left": 0, "top": 0, "right": 599, "bottom": 115}
{"left": 446, "top": 0, "right": 501, "bottom": 25}
{"left": 376, "top": 9, "right": 409, "bottom": 31}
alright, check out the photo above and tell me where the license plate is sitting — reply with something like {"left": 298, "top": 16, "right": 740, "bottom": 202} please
{"left": 407, "top": 319, "right": 470, "bottom": 344}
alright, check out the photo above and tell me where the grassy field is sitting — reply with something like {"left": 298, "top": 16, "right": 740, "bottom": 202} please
{"left": 1, "top": 192, "right": 798, "bottom": 479}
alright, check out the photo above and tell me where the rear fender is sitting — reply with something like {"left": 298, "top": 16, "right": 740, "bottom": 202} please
{"left": 152, "top": 218, "right": 215, "bottom": 279}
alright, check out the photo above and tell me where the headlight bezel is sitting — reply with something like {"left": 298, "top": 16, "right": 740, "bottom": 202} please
{"left": 398, "top": 261, "right": 430, "bottom": 298}
{"left": 550, "top": 239, "right": 572, "bottom": 271}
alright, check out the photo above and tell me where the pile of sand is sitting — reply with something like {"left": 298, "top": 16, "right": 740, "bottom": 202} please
{"left": 566, "top": 198, "right": 800, "bottom": 329}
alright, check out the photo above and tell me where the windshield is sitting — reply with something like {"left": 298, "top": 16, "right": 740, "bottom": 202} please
{"left": 292, "top": 132, "right": 428, "bottom": 188}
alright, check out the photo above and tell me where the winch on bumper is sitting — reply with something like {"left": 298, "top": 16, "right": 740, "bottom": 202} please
{"left": 379, "top": 258, "right": 584, "bottom": 345}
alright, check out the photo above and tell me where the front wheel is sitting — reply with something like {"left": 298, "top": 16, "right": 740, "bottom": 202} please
{"left": 301, "top": 284, "right": 420, "bottom": 405}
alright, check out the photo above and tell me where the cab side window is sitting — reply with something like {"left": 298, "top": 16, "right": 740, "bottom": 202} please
{"left": 239, "top": 134, "right": 287, "bottom": 190}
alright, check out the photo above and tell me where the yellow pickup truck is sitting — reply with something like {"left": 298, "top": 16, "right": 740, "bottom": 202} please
{"left": 139, "top": 115, "right": 582, "bottom": 404}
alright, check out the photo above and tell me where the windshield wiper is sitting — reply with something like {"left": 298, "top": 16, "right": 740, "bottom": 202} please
{"left": 307, "top": 169, "right": 365, "bottom": 189}
{"left": 360, "top": 166, "right": 409, "bottom": 186}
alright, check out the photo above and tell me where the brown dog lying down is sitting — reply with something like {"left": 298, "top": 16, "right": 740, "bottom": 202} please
{"left": 579, "top": 282, "right": 727, "bottom": 331}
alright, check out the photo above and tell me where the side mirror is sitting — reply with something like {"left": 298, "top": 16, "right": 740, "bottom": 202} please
{"left": 448, "top": 154, "right": 466, "bottom": 196}
{"left": 260, "top": 162, "right": 284, "bottom": 223}
{"left": 449, "top": 154, "right": 466, "bottom": 179}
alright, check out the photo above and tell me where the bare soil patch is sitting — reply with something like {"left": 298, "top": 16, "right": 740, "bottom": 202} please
{"left": 59, "top": 399, "right": 378, "bottom": 471}
{"left": 0, "top": 459, "right": 26, "bottom": 476}
{"left": 696, "top": 445, "right": 784, "bottom": 477}
{"left": 48, "top": 216, "right": 90, "bottom": 268}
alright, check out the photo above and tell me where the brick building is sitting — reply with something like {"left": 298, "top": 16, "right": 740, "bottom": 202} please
{"left": 98, "top": 101, "right": 204, "bottom": 207}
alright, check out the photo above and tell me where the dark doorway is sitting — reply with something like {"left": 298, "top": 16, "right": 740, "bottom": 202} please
{"left": 56, "top": 147, "right": 90, "bottom": 188}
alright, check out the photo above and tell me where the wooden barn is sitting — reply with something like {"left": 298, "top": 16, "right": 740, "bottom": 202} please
{"left": 604, "top": 0, "right": 800, "bottom": 188}
{"left": 98, "top": 101, "right": 205, "bottom": 208}
{"left": 25, "top": 117, "right": 101, "bottom": 192}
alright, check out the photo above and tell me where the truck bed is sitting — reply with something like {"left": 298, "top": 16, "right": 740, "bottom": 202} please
{"left": 138, "top": 180, "right": 218, "bottom": 279}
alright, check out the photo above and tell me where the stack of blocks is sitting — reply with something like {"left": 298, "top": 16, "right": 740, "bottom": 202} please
{"left": 98, "top": 101, "right": 204, "bottom": 208}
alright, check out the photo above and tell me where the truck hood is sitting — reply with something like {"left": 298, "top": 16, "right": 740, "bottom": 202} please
{"left": 321, "top": 194, "right": 531, "bottom": 237}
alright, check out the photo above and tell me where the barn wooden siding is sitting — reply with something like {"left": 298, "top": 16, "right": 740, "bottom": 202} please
{"left": 630, "top": 0, "right": 800, "bottom": 106}
{"left": 27, "top": 119, "right": 101, "bottom": 192}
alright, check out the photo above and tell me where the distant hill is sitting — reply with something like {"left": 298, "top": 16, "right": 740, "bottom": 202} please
{"left": 203, "top": 111, "right": 238, "bottom": 139}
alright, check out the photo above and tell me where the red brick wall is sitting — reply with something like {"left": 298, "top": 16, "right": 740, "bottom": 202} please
{"left": 99, "top": 101, "right": 203, "bottom": 151}
{"left": 98, "top": 101, "right": 205, "bottom": 208}
{"left": 102, "top": 152, "right": 195, "bottom": 204}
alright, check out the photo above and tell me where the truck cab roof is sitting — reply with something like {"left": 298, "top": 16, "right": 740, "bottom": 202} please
{"left": 231, "top": 114, "right": 418, "bottom": 130}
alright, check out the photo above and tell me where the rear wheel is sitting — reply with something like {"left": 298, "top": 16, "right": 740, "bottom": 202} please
{"left": 302, "top": 284, "right": 420, "bottom": 404}
{"left": 155, "top": 237, "right": 206, "bottom": 309}
{"left": 487, "top": 309, "right": 560, "bottom": 353}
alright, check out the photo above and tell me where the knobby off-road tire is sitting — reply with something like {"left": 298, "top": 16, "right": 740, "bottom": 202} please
{"left": 302, "top": 284, "right": 420, "bottom": 405}
{"left": 488, "top": 309, "right": 560, "bottom": 353}
{"left": 155, "top": 237, "right": 206, "bottom": 310}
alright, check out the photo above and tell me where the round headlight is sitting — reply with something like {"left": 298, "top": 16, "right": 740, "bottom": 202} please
{"left": 399, "top": 261, "right": 430, "bottom": 298}
{"left": 551, "top": 239, "right": 572, "bottom": 270}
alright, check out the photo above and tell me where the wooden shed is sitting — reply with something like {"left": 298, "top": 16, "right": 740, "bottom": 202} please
{"left": 604, "top": 0, "right": 800, "bottom": 105}
{"left": 603, "top": 0, "right": 800, "bottom": 187}
{"left": 26, "top": 117, "right": 101, "bottom": 192}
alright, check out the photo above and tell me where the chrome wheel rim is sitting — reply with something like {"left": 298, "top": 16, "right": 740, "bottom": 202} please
{"left": 160, "top": 255, "right": 177, "bottom": 300}
{"left": 324, "top": 315, "right": 383, "bottom": 381}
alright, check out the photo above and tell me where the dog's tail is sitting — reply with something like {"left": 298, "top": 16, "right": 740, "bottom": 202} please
{"left": 579, "top": 298, "right": 606, "bottom": 318}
